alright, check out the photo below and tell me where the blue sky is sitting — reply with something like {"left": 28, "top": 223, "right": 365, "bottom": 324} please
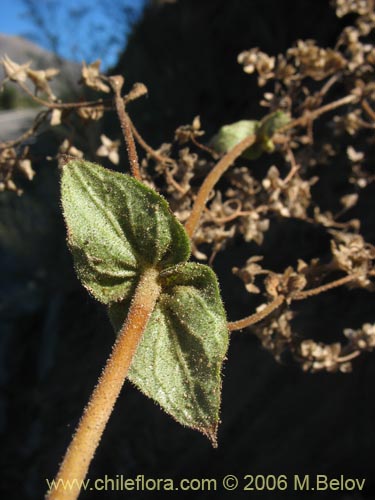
{"left": 0, "top": 0, "right": 146, "bottom": 69}
{"left": 0, "top": 0, "right": 31, "bottom": 36}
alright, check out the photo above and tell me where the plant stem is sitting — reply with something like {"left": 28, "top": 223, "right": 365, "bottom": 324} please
{"left": 337, "top": 350, "right": 361, "bottom": 363}
{"left": 228, "top": 295, "right": 285, "bottom": 331}
{"left": 129, "top": 119, "right": 190, "bottom": 194}
{"left": 190, "top": 134, "right": 220, "bottom": 159}
{"left": 185, "top": 93, "right": 358, "bottom": 239}
{"left": 362, "top": 99, "right": 375, "bottom": 122}
{"left": 292, "top": 274, "right": 356, "bottom": 300}
{"left": 17, "top": 80, "right": 108, "bottom": 109}
{"left": 185, "top": 134, "right": 256, "bottom": 238}
{"left": 279, "top": 94, "right": 358, "bottom": 133}
{"left": 109, "top": 76, "right": 141, "bottom": 180}
{"left": 46, "top": 267, "right": 161, "bottom": 500}
{"left": 228, "top": 272, "right": 370, "bottom": 331}
{"left": 129, "top": 116, "right": 175, "bottom": 166}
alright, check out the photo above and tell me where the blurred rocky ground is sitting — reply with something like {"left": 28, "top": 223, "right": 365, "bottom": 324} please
{"left": 0, "top": 108, "right": 41, "bottom": 141}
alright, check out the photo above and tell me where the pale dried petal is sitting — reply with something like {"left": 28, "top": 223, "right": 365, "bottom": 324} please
{"left": 51, "top": 108, "right": 62, "bottom": 126}
{"left": 81, "top": 60, "right": 110, "bottom": 93}
{"left": 17, "top": 159, "right": 35, "bottom": 180}
{"left": 1, "top": 55, "right": 31, "bottom": 82}
{"left": 108, "top": 149, "right": 120, "bottom": 165}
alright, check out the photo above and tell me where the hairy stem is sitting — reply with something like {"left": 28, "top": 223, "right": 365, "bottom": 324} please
{"left": 229, "top": 271, "right": 371, "bottom": 331}
{"left": 279, "top": 94, "right": 358, "bottom": 133}
{"left": 109, "top": 76, "right": 141, "bottom": 180}
{"left": 185, "top": 93, "right": 357, "bottom": 238}
{"left": 185, "top": 134, "right": 256, "bottom": 238}
{"left": 228, "top": 295, "right": 285, "bottom": 331}
{"left": 46, "top": 268, "right": 161, "bottom": 500}
{"left": 292, "top": 274, "right": 356, "bottom": 300}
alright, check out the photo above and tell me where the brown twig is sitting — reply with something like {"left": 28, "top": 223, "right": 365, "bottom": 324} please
{"left": 109, "top": 76, "right": 141, "bottom": 180}
{"left": 229, "top": 269, "right": 374, "bottom": 332}
{"left": 228, "top": 295, "right": 285, "bottom": 331}
{"left": 279, "top": 94, "right": 358, "bottom": 133}
{"left": 185, "top": 134, "right": 256, "bottom": 238}
{"left": 318, "top": 73, "right": 341, "bottom": 98}
{"left": 191, "top": 135, "right": 220, "bottom": 159}
{"left": 185, "top": 94, "right": 358, "bottom": 239}
{"left": 207, "top": 205, "right": 256, "bottom": 224}
{"left": 292, "top": 274, "right": 358, "bottom": 300}
{"left": 283, "top": 147, "right": 300, "bottom": 185}
{"left": 17, "top": 81, "right": 109, "bottom": 110}
{"left": 337, "top": 350, "right": 361, "bottom": 363}
{"left": 129, "top": 118, "right": 189, "bottom": 194}
{"left": 129, "top": 117, "right": 175, "bottom": 167}
{"left": 361, "top": 99, "right": 375, "bottom": 122}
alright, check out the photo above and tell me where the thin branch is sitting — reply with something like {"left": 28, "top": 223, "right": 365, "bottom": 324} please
{"left": 129, "top": 117, "right": 175, "bottom": 167}
{"left": 185, "top": 134, "right": 256, "bottom": 238}
{"left": 13, "top": 77, "right": 147, "bottom": 113}
{"left": 228, "top": 295, "right": 285, "bottom": 331}
{"left": 318, "top": 73, "right": 341, "bottom": 98}
{"left": 17, "top": 81, "right": 108, "bottom": 109}
{"left": 361, "top": 99, "right": 375, "bottom": 122}
{"left": 283, "top": 147, "right": 300, "bottom": 185}
{"left": 278, "top": 94, "right": 358, "bottom": 134}
{"left": 337, "top": 350, "right": 361, "bottom": 363}
{"left": 229, "top": 269, "right": 375, "bottom": 332}
{"left": 292, "top": 274, "right": 358, "bottom": 300}
{"left": 356, "top": 116, "right": 375, "bottom": 129}
{"left": 190, "top": 135, "right": 220, "bottom": 159}
{"left": 185, "top": 94, "right": 358, "bottom": 239}
{"left": 129, "top": 118, "right": 189, "bottom": 194}
{"left": 310, "top": 93, "right": 357, "bottom": 119}
{"left": 46, "top": 268, "right": 161, "bottom": 500}
{"left": 207, "top": 206, "right": 256, "bottom": 224}
{"left": 108, "top": 76, "right": 141, "bottom": 180}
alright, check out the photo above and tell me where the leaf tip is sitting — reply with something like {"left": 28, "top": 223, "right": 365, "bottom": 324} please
{"left": 201, "top": 423, "right": 218, "bottom": 448}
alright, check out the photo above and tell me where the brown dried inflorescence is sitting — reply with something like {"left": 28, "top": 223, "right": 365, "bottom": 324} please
{"left": 0, "top": 1, "right": 374, "bottom": 372}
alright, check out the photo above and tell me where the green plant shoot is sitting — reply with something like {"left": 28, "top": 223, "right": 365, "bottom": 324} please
{"left": 61, "top": 159, "right": 229, "bottom": 445}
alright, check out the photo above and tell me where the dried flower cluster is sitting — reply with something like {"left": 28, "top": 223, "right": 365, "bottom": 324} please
{"left": 0, "top": 146, "right": 35, "bottom": 194}
{"left": 0, "top": 1, "right": 374, "bottom": 373}
{"left": 330, "top": 230, "right": 375, "bottom": 287}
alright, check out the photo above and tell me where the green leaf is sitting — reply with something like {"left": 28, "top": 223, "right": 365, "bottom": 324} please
{"left": 61, "top": 159, "right": 190, "bottom": 303}
{"left": 109, "top": 262, "right": 229, "bottom": 446}
{"left": 62, "top": 159, "right": 229, "bottom": 445}
{"left": 209, "top": 111, "right": 290, "bottom": 160}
